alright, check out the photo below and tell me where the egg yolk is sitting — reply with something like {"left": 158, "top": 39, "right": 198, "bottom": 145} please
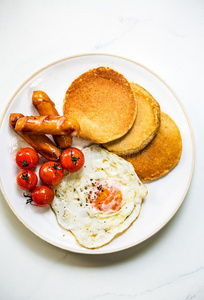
{"left": 89, "top": 183, "right": 122, "bottom": 212}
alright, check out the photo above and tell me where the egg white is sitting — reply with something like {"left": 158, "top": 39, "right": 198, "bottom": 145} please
{"left": 51, "top": 145, "right": 147, "bottom": 249}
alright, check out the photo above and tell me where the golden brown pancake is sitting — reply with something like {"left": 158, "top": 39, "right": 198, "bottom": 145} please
{"left": 103, "top": 83, "right": 160, "bottom": 155}
{"left": 63, "top": 67, "right": 137, "bottom": 143}
{"left": 125, "top": 112, "right": 182, "bottom": 181}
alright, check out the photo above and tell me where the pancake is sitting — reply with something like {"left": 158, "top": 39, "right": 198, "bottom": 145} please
{"left": 103, "top": 83, "right": 160, "bottom": 155}
{"left": 125, "top": 112, "right": 182, "bottom": 181}
{"left": 63, "top": 67, "right": 137, "bottom": 143}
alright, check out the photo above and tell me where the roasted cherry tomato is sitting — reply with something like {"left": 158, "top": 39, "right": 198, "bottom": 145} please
{"left": 39, "top": 161, "right": 64, "bottom": 186}
{"left": 30, "top": 185, "right": 54, "bottom": 207}
{"left": 60, "top": 147, "right": 84, "bottom": 172}
{"left": 17, "top": 170, "right": 38, "bottom": 191}
{"left": 16, "top": 147, "right": 39, "bottom": 170}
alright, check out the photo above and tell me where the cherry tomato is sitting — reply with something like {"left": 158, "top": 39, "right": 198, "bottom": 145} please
{"left": 39, "top": 161, "right": 64, "bottom": 186}
{"left": 17, "top": 170, "right": 38, "bottom": 191}
{"left": 16, "top": 147, "right": 39, "bottom": 170}
{"left": 60, "top": 147, "right": 85, "bottom": 172}
{"left": 30, "top": 185, "right": 54, "bottom": 207}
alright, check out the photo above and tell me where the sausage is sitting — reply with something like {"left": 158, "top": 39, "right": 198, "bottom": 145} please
{"left": 9, "top": 113, "right": 24, "bottom": 128}
{"left": 32, "top": 91, "right": 72, "bottom": 149}
{"left": 14, "top": 115, "right": 80, "bottom": 136}
{"left": 9, "top": 113, "right": 61, "bottom": 161}
{"left": 32, "top": 91, "right": 59, "bottom": 115}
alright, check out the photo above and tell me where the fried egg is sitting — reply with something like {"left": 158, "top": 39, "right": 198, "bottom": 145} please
{"left": 51, "top": 145, "right": 147, "bottom": 249}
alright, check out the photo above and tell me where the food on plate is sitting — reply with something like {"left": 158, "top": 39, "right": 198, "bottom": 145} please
{"left": 17, "top": 170, "right": 38, "bottom": 191}
{"left": 16, "top": 147, "right": 39, "bottom": 170}
{"left": 25, "top": 185, "right": 54, "bottom": 207}
{"left": 63, "top": 67, "right": 137, "bottom": 143}
{"left": 60, "top": 147, "right": 85, "bottom": 172}
{"left": 39, "top": 162, "right": 64, "bottom": 186}
{"left": 14, "top": 115, "right": 80, "bottom": 136}
{"left": 9, "top": 113, "right": 61, "bottom": 161}
{"left": 51, "top": 145, "right": 147, "bottom": 249}
{"left": 32, "top": 91, "right": 72, "bottom": 149}
{"left": 8, "top": 65, "right": 183, "bottom": 250}
{"left": 103, "top": 83, "right": 160, "bottom": 155}
{"left": 125, "top": 112, "right": 182, "bottom": 181}
{"left": 32, "top": 91, "right": 59, "bottom": 115}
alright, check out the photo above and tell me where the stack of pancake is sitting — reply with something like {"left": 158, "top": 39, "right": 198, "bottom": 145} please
{"left": 63, "top": 67, "right": 182, "bottom": 181}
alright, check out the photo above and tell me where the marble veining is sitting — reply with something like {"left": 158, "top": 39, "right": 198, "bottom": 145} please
{"left": 94, "top": 17, "right": 139, "bottom": 50}
{"left": 85, "top": 266, "right": 204, "bottom": 300}
{"left": 0, "top": 1, "right": 203, "bottom": 299}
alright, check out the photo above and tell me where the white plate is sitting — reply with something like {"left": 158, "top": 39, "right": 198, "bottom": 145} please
{"left": 0, "top": 54, "right": 195, "bottom": 254}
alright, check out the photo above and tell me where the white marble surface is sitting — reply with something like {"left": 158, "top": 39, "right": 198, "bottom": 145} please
{"left": 0, "top": 0, "right": 203, "bottom": 299}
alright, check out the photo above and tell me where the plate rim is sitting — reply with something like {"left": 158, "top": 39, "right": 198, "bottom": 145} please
{"left": 0, "top": 53, "right": 196, "bottom": 254}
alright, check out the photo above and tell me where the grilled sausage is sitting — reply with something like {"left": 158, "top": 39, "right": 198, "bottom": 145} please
{"left": 9, "top": 113, "right": 61, "bottom": 161}
{"left": 32, "top": 91, "right": 72, "bottom": 149}
{"left": 14, "top": 115, "right": 80, "bottom": 136}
